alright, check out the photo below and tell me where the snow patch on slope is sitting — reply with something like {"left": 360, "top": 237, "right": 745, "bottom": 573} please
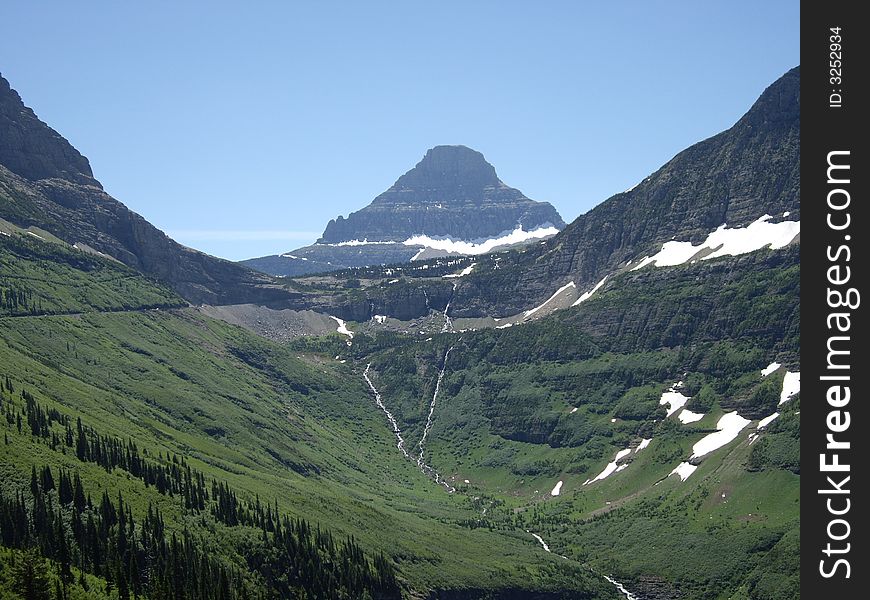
{"left": 660, "top": 383, "right": 690, "bottom": 417}
{"left": 523, "top": 281, "right": 576, "bottom": 319}
{"left": 404, "top": 225, "right": 560, "bottom": 256}
{"left": 690, "top": 411, "right": 751, "bottom": 459}
{"left": 757, "top": 413, "right": 780, "bottom": 429}
{"left": 761, "top": 362, "right": 782, "bottom": 377}
{"left": 670, "top": 462, "right": 698, "bottom": 481}
{"left": 329, "top": 316, "right": 353, "bottom": 343}
{"left": 587, "top": 448, "right": 633, "bottom": 484}
{"left": 443, "top": 262, "right": 476, "bottom": 278}
{"left": 572, "top": 275, "right": 608, "bottom": 306}
{"left": 779, "top": 371, "right": 800, "bottom": 405}
{"left": 632, "top": 215, "right": 800, "bottom": 271}
{"left": 678, "top": 410, "right": 705, "bottom": 424}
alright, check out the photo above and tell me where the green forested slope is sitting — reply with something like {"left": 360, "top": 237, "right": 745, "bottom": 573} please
{"left": 0, "top": 231, "right": 613, "bottom": 599}
{"left": 353, "top": 246, "right": 800, "bottom": 599}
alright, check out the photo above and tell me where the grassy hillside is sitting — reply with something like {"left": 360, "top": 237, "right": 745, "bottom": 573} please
{"left": 0, "top": 232, "right": 613, "bottom": 599}
{"left": 352, "top": 248, "right": 800, "bottom": 599}
{"left": 0, "top": 227, "right": 185, "bottom": 316}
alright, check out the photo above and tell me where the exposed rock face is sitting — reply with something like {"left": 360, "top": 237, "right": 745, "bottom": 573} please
{"left": 319, "top": 145, "right": 564, "bottom": 243}
{"left": 242, "top": 145, "right": 565, "bottom": 277}
{"left": 0, "top": 73, "right": 293, "bottom": 306}
{"left": 449, "top": 66, "right": 801, "bottom": 317}
{"left": 0, "top": 75, "right": 99, "bottom": 187}
{"left": 285, "top": 67, "right": 800, "bottom": 323}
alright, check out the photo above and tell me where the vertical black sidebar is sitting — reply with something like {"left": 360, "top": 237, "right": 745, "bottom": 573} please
{"left": 801, "top": 2, "right": 867, "bottom": 597}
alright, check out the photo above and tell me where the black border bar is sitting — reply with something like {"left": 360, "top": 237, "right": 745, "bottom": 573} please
{"left": 801, "top": 2, "right": 866, "bottom": 595}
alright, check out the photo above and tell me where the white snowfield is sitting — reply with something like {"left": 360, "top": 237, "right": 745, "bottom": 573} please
{"left": 587, "top": 448, "right": 633, "bottom": 484}
{"left": 660, "top": 383, "right": 690, "bottom": 417}
{"left": 636, "top": 438, "right": 652, "bottom": 452}
{"left": 318, "top": 238, "right": 396, "bottom": 247}
{"left": 678, "top": 409, "right": 705, "bottom": 424}
{"left": 632, "top": 215, "right": 800, "bottom": 271}
{"left": 404, "top": 225, "right": 560, "bottom": 256}
{"left": 779, "top": 371, "right": 800, "bottom": 405}
{"left": 481, "top": 214, "right": 797, "bottom": 333}
{"left": 761, "top": 361, "right": 782, "bottom": 377}
{"left": 572, "top": 276, "right": 608, "bottom": 306}
{"left": 550, "top": 480, "right": 563, "bottom": 496}
{"left": 373, "top": 315, "right": 387, "bottom": 324}
{"left": 757, "top": 413, "right": 780, "bottom": 429}
{"left": 523, "top": 282, "right": 576, "bottom": 319}
{"left": 690, "top": 411, "right": 751, "bottom": 459}
{"left": 670, "top": 366, "right": 800, "bottom": 481}
{"left": 329, "top": 317, "right": 354, "bottom": 347}
{"left": 670, "top": 462, "right": 698, "bottom": 481}
{"left": 443, "top": 262, "right": 476, "bottom": 278}
{"left": 329, "top": 316, "right": 354, "bottom": 340}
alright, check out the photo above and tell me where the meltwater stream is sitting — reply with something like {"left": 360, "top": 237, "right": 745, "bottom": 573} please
{"left": 364, "top": 353, "right": 455, "bottom": 493}
{"left": 416, "top": 346, "right": 456, "bottom": 492}
{"left": 527, "top": 531, "right": 641, "bottom": 600}
{"left": 363, "top": 364, "right": 409, "bottom": 459}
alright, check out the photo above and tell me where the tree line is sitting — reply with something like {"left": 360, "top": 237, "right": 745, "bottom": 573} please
{"left": 1, "top": 378, "right": 401, "bottom": 599}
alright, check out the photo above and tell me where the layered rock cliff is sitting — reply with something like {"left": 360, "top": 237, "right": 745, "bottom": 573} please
{"left": 449, "top": 66, "right": 801, "bottom": 317}
{"left": 242, "top": 145, "right": 565, "bottom": 277}
{"left": 319, "top": 145, "right": 564, "bottom": 243}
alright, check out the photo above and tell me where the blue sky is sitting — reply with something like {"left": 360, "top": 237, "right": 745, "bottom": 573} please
{"left": 0, "top": 1, "right": 798, "bottom": 261}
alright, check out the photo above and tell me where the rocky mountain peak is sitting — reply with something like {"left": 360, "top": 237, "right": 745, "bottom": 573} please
{"left": 0, "top": 73, "right": 101, "bottom": 188}
{"left": 738, "top": 66, "right": 799, "bottom": 127}
{"left": 386, "top": 145, "right": 500, "bottom": 198}
{"left": 318, "top": 145, "right": 564, "bottom": 243}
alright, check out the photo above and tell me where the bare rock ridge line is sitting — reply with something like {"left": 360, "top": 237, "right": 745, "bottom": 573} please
{"left": 240, "top": 145, "right": 564, "bottom": 277}
{"left": 319, "top": 145, "right": 565, "bottom": 244}
{"left": 1, "top": 72, "right": 292, "bottom": 307}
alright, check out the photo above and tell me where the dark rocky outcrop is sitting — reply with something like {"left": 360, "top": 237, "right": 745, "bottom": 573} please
{"left": 319, "top": 145, "right": 564, "bottom": 243}
{"left": 0, "top": 73, "right": 294, "bottom": 306}
{"left": 243, "top": 145, "right": 565, "bottom": 277}
{"left": 280, "top": 67, "right": 800, "bottom": 322}
{"left": 447, "top": 66, "right": 801, "bottom": 317}
{"left": 0, "top": 75, "right": 99, "bottom": 186}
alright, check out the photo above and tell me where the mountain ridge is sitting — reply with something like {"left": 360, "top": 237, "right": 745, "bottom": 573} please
{"left": 319, "top": 144, "right": 565, "bottom": 243}
{"left": 447, "top": 66, "right": 800, "bottom": 317}
{"left": 0, "top": 72, "right": 296, "bottom": 306}
{"left": 242, "top": 144, "right": 565, "bottom": 276}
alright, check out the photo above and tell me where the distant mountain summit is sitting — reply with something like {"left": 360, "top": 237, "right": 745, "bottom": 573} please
{"left": 319, "top": 145, "right": 564, "bottom": 243}
{"left": 243, "top": 145, "right": 564, "bottom": 276}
